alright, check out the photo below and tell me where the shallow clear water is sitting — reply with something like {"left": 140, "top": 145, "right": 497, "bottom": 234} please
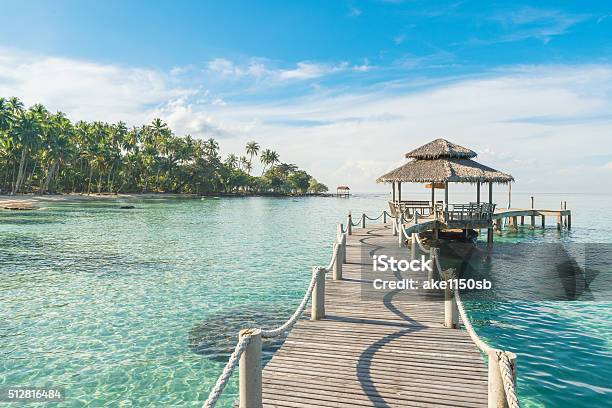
{"left": 0, "top": 193, "right": 610, "bottom": 407}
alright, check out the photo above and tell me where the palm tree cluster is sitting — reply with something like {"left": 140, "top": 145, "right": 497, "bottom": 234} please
{"left": 0, "top": 97, "right": 328, "bottom": 196}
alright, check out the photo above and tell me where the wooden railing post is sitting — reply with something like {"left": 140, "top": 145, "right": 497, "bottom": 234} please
{"left": 428, "top": 247, "right": 438, "bottom": 282}
{"left": 347, "top": 213, "right": 352, "bottom": 235}
{"left": 443, "top": 269, "right": 458, "bottom": 329}
{"left": 361, "top": 213, "right": 366, "bottom": 228}
{"left": 392, "top": 218, "right": 398, "bottom": 236}
{"left": 311, "top": 267, "right": 326, "bottom": 320}
{"left": 398, "top": 216, "right": 405, "bottom": 247}
{"left": 487, "top": 350, "right": 517, "bottom": 408}
{"left": 332, "top": 243, "right": 342, "bottom": 280}
{"left": 411, "top": 232, "right": 417, "bottom": 260}
{"left": 383, "top": 211, "right": 387, "bottom": 224}
{"left": 337, "top": 223, "right": 343, "bottom": 242}
{"left": 340, "top": 233, "right": 347, "bottom": 264}
{"left": 239, "top": 328, "right": 262, "bottom": 408}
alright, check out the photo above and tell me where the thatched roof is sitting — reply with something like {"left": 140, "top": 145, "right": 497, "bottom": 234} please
{"left": 378, "top": 138, "right": 514, "bottom": 184}
{"left": 405, "top": 138, "right": 476, "bottom": 159}
{"left": 377, "top": 158, "right": 514, "bottom": 184}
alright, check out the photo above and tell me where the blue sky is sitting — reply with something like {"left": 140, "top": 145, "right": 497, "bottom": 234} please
{"left": 0, "top": 1, "right": 611, "bottom": 192}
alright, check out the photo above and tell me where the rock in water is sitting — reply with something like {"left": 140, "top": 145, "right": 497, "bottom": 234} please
{"left": 119, "top": 205, "right": 135, "bottom": 209}
{"left": 3, "top": 202, "right": 38, "bottom": 211}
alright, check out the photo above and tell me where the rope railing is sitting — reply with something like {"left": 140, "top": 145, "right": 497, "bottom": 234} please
{"left": 202, "top": 225, "right": 347, "bottom": 408}
{"left": 202, "top": 335, "right": 252, "bottom": 408}
{"left": 413, "top": 232, "right": 429, "bottom": 253}
{"left": 434, "top": 255, "right": 520, "bottom": 408}
{"left": 203, "top": 210, "right": 518, "bottom": 408}
{"left": 261, "top": 270, "right": 319, "bottom": 338}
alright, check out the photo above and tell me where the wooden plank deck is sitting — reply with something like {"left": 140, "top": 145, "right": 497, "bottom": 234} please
{"left": 261, "top": 224, "right": 488, "bottom": 407}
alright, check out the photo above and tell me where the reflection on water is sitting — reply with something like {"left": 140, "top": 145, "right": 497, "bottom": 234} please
{"left": 0, "top": 193, "right": 611, "bottom": 407}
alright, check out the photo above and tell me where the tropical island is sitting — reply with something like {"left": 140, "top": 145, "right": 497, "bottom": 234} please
{"left": 0, "top": 96, "right": 328, "bottom": 196}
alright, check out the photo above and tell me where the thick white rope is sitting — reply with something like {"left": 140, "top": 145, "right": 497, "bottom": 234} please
{"left": 498, "top": 350, "right": 521, "bottom": 408}
{"left": 445, "top": 263, "right": 520, "bottom": 408}
{"left": 413, "top": 232, "right": 429, "bottom": 253}
{"left": 202, "top": 227, "right": 346, "bottom": 407}
{"left": 325, "top": 244, "right": 339, "bottom": 271}
{"left": 202, "top": 334, "right": 252, "bottom": 408}
{"left": 260, "top": 269, "right": 319, "bottom": 338}
{"left": 453, "top": 279, "right": 494, "bottom": 354}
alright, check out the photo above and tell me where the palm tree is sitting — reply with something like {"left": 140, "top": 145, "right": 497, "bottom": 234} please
{"left": 225, "top": 153, "right": 238, "bottom": 169}
{"left": 260, "top": 149, "right": 280, "bottom": 175}
{"left": 0, "top": 96, "right": 322, "bottom": 197}
{"left": 204, "top": 138, "right": 219, "bottom": 157}
{"left": 245, "top": 141, "right": 259, "bottom": 173}
{"left": 239, "top": 156, "right": 250, "bottom": 172}
{"left": 13, "top": 112, "right": 41, "bottom": 193}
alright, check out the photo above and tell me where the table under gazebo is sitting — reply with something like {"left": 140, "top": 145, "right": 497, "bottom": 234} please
{"left": 376, "top": 138, "right": 514, "bottom": 243}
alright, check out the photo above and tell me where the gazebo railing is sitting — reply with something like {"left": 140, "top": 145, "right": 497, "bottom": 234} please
{"left": 444, "top": 203, "right": 496, "bottom": 222}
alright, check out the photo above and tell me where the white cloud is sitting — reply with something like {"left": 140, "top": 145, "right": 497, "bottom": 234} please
{"left": 0, "top": 47, "right": 611, "bottom": 193}
{"left": 394, "top": 34, "right": 407, "bottom": 45}
{"left": 0, "top": 47, "right": 192, "bottom": 123}
{"left": 490, "top": 7, "right": 589, "bottom": 43}
{"left": 278, "top": 61, "right": 348, "bottom": 80}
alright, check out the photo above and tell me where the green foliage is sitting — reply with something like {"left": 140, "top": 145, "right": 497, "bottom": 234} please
{"left": 0, "top": 96, "right": 325, "bottom": 196}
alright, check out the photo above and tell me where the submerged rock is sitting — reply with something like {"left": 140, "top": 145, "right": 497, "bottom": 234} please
{"left": 188, "top": 305, "right": 297, "bottom": 363}
{"left": 3, "top": 202, "right": 38, "bottom": 211}
{"left": 119, "top": 205, "right": 135, "bottom": 209}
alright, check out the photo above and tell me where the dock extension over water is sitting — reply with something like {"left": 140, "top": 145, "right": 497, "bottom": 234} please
{"left": 202, "top": 211, "right": 520, "bottom": 408}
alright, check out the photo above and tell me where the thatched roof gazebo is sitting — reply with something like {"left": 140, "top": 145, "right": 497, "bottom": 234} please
{"left": 336, "top": 185, "right": 350, "bottom": 197}
{"left": 377, "top": 138, "right": 513, "bottom": 242}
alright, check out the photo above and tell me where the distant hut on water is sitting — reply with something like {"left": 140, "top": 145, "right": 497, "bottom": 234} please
{"left": 336, "top": 186, "right": 350, "bottom": 198}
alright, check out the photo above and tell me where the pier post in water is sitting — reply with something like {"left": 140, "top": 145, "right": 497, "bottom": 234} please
{"left": 311, "top": 267, "right": 326, "bottom": 320}
{"left": 541, "top": 215, "right": 545, "bottom": 228}
{"left": 487, "top": 182, "right": 494, "bottom": 245}
{"left": 239, "top": 328, "right": 262, "bottom": 408}
{"left": 332, "top": 243, "right": 342, "bottom": 280}
{"left": 487, "top": 350, "right": 517, "bottom": 408}
{"left": 520, "top": 216, "right": 524, "bottom": 226}
{"left": 530, "top": 196, "right": 535, "bottom": 228}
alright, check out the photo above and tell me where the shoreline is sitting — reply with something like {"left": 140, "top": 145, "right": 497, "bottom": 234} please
{"left": 0, "top": 192, "right": 334, "bottom": 207}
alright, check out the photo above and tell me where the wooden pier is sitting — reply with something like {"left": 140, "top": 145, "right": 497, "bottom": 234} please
{"left": 260, "top": 223, "right": 489, "bottom": 407}
{"left": 203, "top": 212, "right": 520, "bottom": 408}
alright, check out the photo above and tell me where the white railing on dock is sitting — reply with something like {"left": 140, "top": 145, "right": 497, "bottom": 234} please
{"left": 202, "top": 210, "right": 519, "bottom": 408}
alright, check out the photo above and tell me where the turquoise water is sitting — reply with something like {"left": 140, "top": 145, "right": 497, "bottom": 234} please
{"left": 0, "top": 193, "right": 610, "bottom": 407}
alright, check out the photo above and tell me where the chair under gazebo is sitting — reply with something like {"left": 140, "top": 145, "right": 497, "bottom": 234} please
{"left": 376, "top": 138, "right": 514, "bottom": 243}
